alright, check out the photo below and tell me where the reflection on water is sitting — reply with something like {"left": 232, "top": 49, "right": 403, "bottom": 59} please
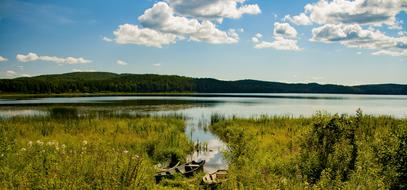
{"left": 1, "top": 94, "right": 407, "bottom": 172}
{"left": 0, "top": 109, "right": 48, "bottom": 118}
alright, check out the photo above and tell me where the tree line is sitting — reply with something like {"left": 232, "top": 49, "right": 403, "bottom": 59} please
{"left": 0, "top": 72, "right": 406, "bottom": 95}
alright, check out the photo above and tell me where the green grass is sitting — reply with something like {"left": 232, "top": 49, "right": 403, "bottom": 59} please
{"left": 210, "top": 111, "right": 407, "bottom": 189}
{"left": 2, "top": 110, "right": 406, "bottom": 189}
{"left": 0, "top": 115, "right": 200, "bottom": 189}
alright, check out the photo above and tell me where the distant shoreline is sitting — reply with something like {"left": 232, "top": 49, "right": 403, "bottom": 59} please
{"left": 1, "top": 72, "right": 406, "bottom": 96}
{"left": 1, "top": 92, "right": 407, "bottom": 99}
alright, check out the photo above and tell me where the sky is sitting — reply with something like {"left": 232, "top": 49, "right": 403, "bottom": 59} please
{"left": 0, "top": 0, "right": 406, "bottom": 85}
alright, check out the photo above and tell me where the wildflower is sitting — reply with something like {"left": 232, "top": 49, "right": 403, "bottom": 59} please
{"left": 132, "top": 155, "right": 140, "bottom": 160}
{"left": 61, "top": 144, "right": 66, "bottom": 149}
{"left": 28, "top": 141, "right": 33, "bottom": 147}
{"left": 20, "top": 148, "right": 26, "bottom": 151}
{"left": 82, "top": 140, "right": 88, "bottom": 145}
{"left": 123, "top": 150, "right": 129, "bottom": 154}
{"left": 36, "top": 140, "right": 44, "bottom": 146}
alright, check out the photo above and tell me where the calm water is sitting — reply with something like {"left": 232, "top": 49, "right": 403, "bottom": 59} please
{"left": 1, "top": 93, "right": 407, "bottom": 173}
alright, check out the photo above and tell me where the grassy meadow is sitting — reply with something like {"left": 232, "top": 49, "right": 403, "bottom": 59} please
{"left": 210, "top": 111, "right": 407, "bottom": 189}
{"left": 0, "top": 113, "right": 203, "bottom": 189}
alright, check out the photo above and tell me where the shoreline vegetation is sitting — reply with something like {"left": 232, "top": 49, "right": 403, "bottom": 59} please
{"left": 0, "top": 114, "right": 204, "bottom": 189}
{"left": 2, "top": 92, "right": 407, "bottom": 99}
{"left": 1, "top": 72, "right": 407, "bottom": 95}
{"left": 210, "top": 111, "right": 407, "bottom": 189}
{"left": 0, "top": 110, "right": 405, "bottom": 189}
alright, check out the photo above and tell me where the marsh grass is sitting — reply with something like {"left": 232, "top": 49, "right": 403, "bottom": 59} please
{"left": 210, "top": 111, "right": 407, "bottom": 189}
{"left": 0, "top": 114, "right": 195, "bottom": 189}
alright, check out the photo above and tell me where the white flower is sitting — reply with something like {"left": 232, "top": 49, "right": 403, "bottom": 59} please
{"left": 20, "top": 148, "right": 26, "bottom": 151}
{"left": 36, "top": 140, "right": 44, "bottom": 146}
{"left": 82, "top": 140, "right": 88, "bottom": 145}
{"left": 61, "top": 144, "right": 66, "bottom": 149}
{"left": 123, "top": 150, "right": 129, "bottom": 154}
{"left": 132, "top": 155, "right": 140, "bottom": 160}
{"left": 28, "top": 141, "right": 33, "bottom": 146}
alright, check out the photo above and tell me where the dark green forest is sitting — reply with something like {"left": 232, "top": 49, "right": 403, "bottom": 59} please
{"left": 0, "top": 72, "right": 406, "bottom": 95}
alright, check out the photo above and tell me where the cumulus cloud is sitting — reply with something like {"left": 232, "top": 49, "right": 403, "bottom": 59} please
{"left": 273, "top": 22, "right": 298, "bottom": 39}
{"left": 284, "top": 0, "right": 407, "bottom": 56}
{"left": 112, "top": 1, "right": 243, "bottom": 48}
{"left": 16, "top": 53, "right": 39, "bottom": 62}
{"left": 253, "top": 36, "right": 301, "bottom": 51}
{"left": 167, "top": 0, "right": 261, "bottom": 20}
{"left": 284, "top": 13, "right": 312, "bottom": 25}
{"left": 311, "top": 24, "right": 407, "bottom": 56}
{"left": 113, "top": 24, "right": 177, "bottom": 48}
{"left": 296, "top": 0, "right": 406, "bottom": 27}
{"left": 252, "top": 23, "right": 301, "bottom": 51}
{"left": 116, "top": 59, "right": 128, "bottom": 66}
{"left": 16, "top": 52, "right": 91, "bottom": 64}
{"left": 138, "top": 2, "right": 238, "bottom": 44}
{"left": 0, "top": 56, "right": 8, "bottom": 62}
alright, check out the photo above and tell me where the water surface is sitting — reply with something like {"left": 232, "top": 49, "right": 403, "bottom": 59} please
{"left": 1, "top": 93, "right": 406, "bottom": 172}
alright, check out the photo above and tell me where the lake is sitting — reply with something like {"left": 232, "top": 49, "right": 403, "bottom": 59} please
{"left": 1, "top": 93, "right": 406, "bottom": 173}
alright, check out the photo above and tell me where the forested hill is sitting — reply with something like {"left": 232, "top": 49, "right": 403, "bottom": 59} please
{"left": 0, "top": 72, "right": 406, "bottom": 95}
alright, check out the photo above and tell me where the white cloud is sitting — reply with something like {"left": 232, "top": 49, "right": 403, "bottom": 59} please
{"left": 116, "top": 59, "right": 128, "bottom": 66}
{"left": 167, "top": 0, "right": 261, "bottom": 20}
{"left": 284, "top": 13, "right": 312, "bottom": 25}
{"left": 189, "top": 22, "right": 239, "bottom": 44}
{"left": 398, "top": 31, "right": 407, "bottom": 36}
{"left": 113, "top": 24, "right": 177, "bottom": 48}
{"left": 102, "top": 36, "right": 113, "bottom": 42}
{"left": 6, "top": 70, "right": 16, "bottom": 76}
{"left": 16, "top": 53, "right": 39, "bottom": 62}
{"left": 273, "top": 22, "right": 298, "bottom": 39}
{"left": 303, "top": 0, "right": 406, "bottom": 27}
{"left": 0, "top": 56, "right": 8, "bottom": 62}
{"left": 139, "top": 2, "right": 202, "bottom": 35}
{"left": 311, "top": 23, "right": 407, "bottom": 56}
{"left": 252, "top": 23, "right": 301, "bottom": 51}
{"left": 16, "top": 52, "right": 91, "bottom": 64}
{"left": 112, "top": 1, "right": 243, "bottom": 48}
{"left": 153, "top": 63, "right": 161, "bottom": 67}
{"left": 251, "top": 36, "right": 259, "bottom": 43}
{"left": 253, "top": 36, "right": 301, "bottom": 51}
{"left": 372, "top": 50, "right": 407, "bottom": 57}
{"left": 282, "top": 0, "right": 407, "bottom": 57}
{"left": 4, "top": 70, "right": 30, "bottom": 78}
{"left": 72, "top": 69, "right": 96, "bottom": 72}
{"left": 137, "top": 2, "right": 239, "bottom": 44}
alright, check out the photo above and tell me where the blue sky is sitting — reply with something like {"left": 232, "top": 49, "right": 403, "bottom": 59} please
{"left": 0, "top": 0, "right": 406, "bottom": 85}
